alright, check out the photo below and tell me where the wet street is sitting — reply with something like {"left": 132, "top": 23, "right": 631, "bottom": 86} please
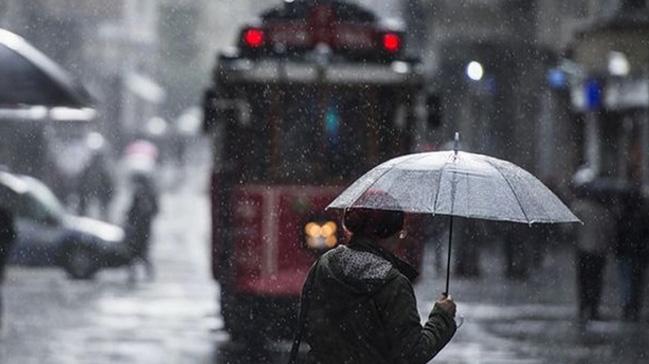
{"left": 416, "top": 248, "right": 649, "bottom": 364}
{"left": 1, "top": 158, "right": 648, "bottom": 364}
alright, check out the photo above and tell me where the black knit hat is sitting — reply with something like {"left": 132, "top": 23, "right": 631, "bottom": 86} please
{"left": 343, "top": 207, "right": 404, "bottom": 239}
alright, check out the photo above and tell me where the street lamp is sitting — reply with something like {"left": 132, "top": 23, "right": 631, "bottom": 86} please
{"left": 466, "top": 61, "right": 484, "bottom": 81}
{"left": 608, "top": 51, "right": 630, "bottom": 77}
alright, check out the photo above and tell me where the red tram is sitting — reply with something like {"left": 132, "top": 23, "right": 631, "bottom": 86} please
{"left": 202, "top": 0, "right": 438, "bottom": 339}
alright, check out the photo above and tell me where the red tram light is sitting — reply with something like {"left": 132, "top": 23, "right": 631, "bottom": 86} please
{"left": 243, "top": 28, "right": 265, "bottom": 48}
{"left": 382, "top": 32, "right": 401, "bottom": 53}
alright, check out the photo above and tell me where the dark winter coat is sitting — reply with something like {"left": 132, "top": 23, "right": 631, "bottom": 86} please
{"left": 302, "top": 237, "right": 456, "bottom": 364}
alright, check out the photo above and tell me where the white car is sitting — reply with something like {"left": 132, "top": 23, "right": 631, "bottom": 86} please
{"left": 0, "top": 171, "right": 129, "bottom": 279}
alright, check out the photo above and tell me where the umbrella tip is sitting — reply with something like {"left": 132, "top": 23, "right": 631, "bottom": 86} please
{"left": 454, "top": 132, "right": 460, "bottom": 156}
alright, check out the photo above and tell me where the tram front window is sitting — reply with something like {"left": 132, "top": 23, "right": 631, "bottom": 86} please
{"left": 227, "top": 85, "right": 410, "bottom": 184}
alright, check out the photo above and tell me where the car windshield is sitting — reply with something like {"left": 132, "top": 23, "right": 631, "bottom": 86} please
{"left": 21, "top": 177, "right": 65, "bottom": 222}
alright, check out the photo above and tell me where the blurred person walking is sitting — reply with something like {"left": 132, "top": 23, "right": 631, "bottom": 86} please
{"left": 0, "top": 207, "right": 15, "bottom": 328}
{"left": 454, "top": 218, "right": 483, "bottom": 278}
{"left": 125, "top": 173, "right": 159, "bottom": 281}
{"left": 615, "top": 188, "right": 649, "bottom": 321}
{"left": 501, "top": 223, "right": 531, "bottom": 280}
{"left": 571, "top": 184, "right": 616, "bottom": 322}
{"left": 78, "top": 152, "right": 114, "bottom": 220}
{"left": 289, "top": 207, "right": 457, "bottom": 364}
{"left": 423, "top": 214, "right": 446, "bottom": 274}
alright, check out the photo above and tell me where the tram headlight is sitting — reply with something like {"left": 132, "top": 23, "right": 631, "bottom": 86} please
{"left": 304, "top": 221, "right": 338, "bottom": 249}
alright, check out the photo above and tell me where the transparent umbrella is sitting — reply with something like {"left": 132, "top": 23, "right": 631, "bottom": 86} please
{"left": 328, "top": 133, "right": 581, "bottom": 295}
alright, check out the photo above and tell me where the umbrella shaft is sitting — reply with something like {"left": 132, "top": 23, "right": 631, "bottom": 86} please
{"left": 444, "top": 215, "right": 453, "bottom": 296}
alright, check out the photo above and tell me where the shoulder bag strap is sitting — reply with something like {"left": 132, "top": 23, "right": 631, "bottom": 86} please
{"left": 288, "top": 258, "right": 319, "bottom": 364}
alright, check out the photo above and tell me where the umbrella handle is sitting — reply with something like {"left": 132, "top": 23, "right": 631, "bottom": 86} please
{"left": 444, "top": 215, "right": 454, "bottom": 296}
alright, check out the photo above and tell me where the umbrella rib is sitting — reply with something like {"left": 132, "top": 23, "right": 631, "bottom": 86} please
{"left": 348, "top": 167, "right": 393, "bottom": 208}
{"left": 431, "top": 163, "right": 446, "bottom": 214}
{"left": 484, "top": 159, "right": 530, "bottom": 224}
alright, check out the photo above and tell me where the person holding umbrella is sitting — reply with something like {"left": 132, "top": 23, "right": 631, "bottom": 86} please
{"left": 289, "top": 198, "right": 457, "bottom": 364}
{"left": 290, "top": 133, "right": 580, "bottom": 363}
{"left": 327, "top": 134, "right": 580, "bottom": 296}
{"left": 570, "top": 174, "right": 617, "bottom": 322}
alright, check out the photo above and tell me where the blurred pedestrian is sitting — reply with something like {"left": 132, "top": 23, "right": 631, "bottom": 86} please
{"left": 500, "top": 222, "right": 531, "bottom": 280}
{"left": 78, "top": 152, "right": 114, "bottom": 220}
{"left": 289, "top": 206, "right": 457, "bottom": 364}
{"left": 615, "top": 188, "right": 649, "bottom": 321}
{"left": 527, "top": 223, "right": 559, "bottom": 271}
{"left": 454, "top": 218, "right": 483, "bottom": 278}
{"left": 423, "top": 214, "right": 445, "bottom": 274}
{"left": 0, "top": 207, "right": 15, "bottom": 328}
{"left": 528, "top": 180, "right": 566, "bottom": 271}
{"left": 123, "top": 139, "right": 158, "bottom": 181}
{"left": 571, "top": 187, "right": 616, "bottom": 322}
{"left": 125, "top": 173, "right": 159, "bottom": 281}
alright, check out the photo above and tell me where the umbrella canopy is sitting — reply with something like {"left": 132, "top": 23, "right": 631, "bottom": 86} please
{"left": 327, "top": 150, "right": 580, "bottom": 224}
{"left": 0, "top": 28, "right": 92, "bottom": 108}
{"left": 328, "top": 138, "right": 580, "bottom": 296}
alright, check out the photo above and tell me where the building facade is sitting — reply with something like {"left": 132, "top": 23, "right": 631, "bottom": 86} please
{"left": 0, "top": 0, "right": 162, "bottom": 143}
{"left": 2, "top": 0, "right": 646, "bottom": 188}
{"left": 566, "top": 0, "right": 649, "bottom": 187}
{"left": 402, "top": 0, "right": 598, "bottom": 192}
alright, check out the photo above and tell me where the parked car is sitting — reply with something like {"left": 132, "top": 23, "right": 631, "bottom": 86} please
{"left": 0, "top": 170, "right": 129, "bottom": 279}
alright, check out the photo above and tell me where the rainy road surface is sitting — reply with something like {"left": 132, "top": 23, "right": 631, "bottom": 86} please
{"left": 1, "top": 161, "right": 648, "bottom": 364}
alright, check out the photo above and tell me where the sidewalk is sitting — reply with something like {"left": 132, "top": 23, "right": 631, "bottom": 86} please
{"left": 415, "top": 242, "right": 649, "bottom": 363}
